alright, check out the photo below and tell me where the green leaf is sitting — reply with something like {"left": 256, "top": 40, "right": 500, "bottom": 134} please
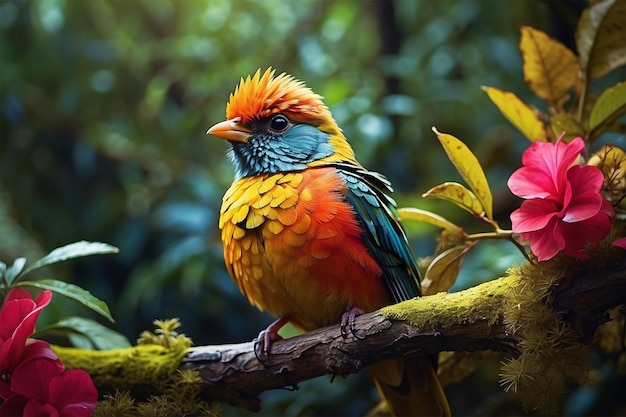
{"left": 549, "top": 114, "right": 585, "bottom": 144}
{"left": 589, "top": 81, "right": 626, "bottom": 140}
{"left": 397, "top": 207, "right": 466, "bottom": 237}
{"left": 21, "top": 241, "right": 119, "bottom": 278}
{"left": 432, "top": 127, "right": 494, "bottom": 219}
{"left": 16, "top": 279, "right": 114, "bottom": 323}
{"left": 576, "top": 0, "right": 626, "bottom": 80}
{"left": 423, "top": 182, "right": 486, "bottom": 217}
{"left": 5, "top": 257, "right": 27, "bottom": 286}
{"left": 34, "top": 317, "right": 131, "bottom": 350}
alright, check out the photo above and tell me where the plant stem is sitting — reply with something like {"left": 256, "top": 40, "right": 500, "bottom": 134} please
{"left": 464, "top": 230, "right": 533, "bottom": 263}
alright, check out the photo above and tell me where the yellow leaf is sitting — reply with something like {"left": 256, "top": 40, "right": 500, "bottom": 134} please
{"left": 432, "top": 128, "right": 494, "bottom": 219}
{"left": 397, "top": 207, "right": 466, "bottom": 238}
{"left": 520, "top": 26, "right": 581, "bottom": 104}
{"left": 422, "top": 244, "right": 473, "bottom": 295}
{"left": 587, "top": 144, "right": 626, "bottom": 201}
{"left": 576, "top": 0, "right": 626, "bottom": 79}
{"left": 423, "top": 182, "right": 485, "bottom": 218}
{"left": 482, "top": 86, "right": 549, "bottom": 142}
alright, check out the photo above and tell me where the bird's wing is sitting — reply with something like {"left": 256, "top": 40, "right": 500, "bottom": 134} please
{"left": 333, "top": 163, "right": 421, "bottom": 302}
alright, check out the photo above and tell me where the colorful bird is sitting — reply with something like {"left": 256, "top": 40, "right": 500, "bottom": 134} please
{"left": 208, "top": 68, "right": 450, "bottom": 416}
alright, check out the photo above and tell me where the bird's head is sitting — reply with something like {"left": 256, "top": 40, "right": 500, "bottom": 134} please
{"left": 208, "top": 68, "right": 358, "bottom": 179}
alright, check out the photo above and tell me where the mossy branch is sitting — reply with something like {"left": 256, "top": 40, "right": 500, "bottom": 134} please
{"left": 51, "top": 259, "right": 624, "bottom": 412}
{"left": 180, "top": 259, "right": 625, "bottom": 411}
{"left": 51, "top": 344, "right": 188, "bottom": 400}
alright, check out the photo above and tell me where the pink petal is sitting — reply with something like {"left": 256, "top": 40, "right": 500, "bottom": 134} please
{"left": 21, "top": 340, "right": 62, "bottom": 368}
{"left": 10, "top": 357, "right": 63, "bottom": 404}
{"left": 559, "top": 200, "right": 614, "bottom": 258}
{"left": 49, "top": 369, "right": 98, "bottom": 417}
{"left": 509, "top": 137, "right": 586, "bottom": 201}
{"left": 0, "top": 393, "right": 29, "bottom": 416}
{"left": 0, "top": 298, "right": 36, "bottom": 341}
{"left": 0, "top": 289, "right": 52, "bottom": 341}
{"left": 522, "top": 217, "right": 565, "bottom": 261}
{"left": 0, "top": 338, "right": 14, "bottom": 374}
{"left": 613, "top": 237, "right": 626, "bottom": 249}
{"left": 0, "top": 380, "right": 12, "bottom": 400}
{"left": 510, "top": 199, "right": 560, "bottom": 233}
{"left": 4, "top": 288, "right": 35, "bottom": 303}
{"left": 561, "top": 165, "right": 604, "bottom": 222}
{"left": 507, "top": 166, "right": 556, "bottom": 199}
{"left": 0, "top": 289, "right": 53, "bottom": 374}
{"left": 522, "top": 137, "right": 584, "bottom": 176}
{"left": 23, "top": 400, "right": 59, "bottom": 417}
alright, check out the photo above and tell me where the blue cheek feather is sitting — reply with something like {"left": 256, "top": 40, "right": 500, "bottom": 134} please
{"left": 229, "top": 124, "right": 335, "bottom": 179}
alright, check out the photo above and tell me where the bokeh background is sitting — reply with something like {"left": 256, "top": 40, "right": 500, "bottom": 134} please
{"left": 2, "top": 0, "right": 621, "bottom": 415}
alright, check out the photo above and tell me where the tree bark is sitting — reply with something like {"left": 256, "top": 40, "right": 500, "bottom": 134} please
{"left": 180, "top": 261, "right": 625, "bottom": 411}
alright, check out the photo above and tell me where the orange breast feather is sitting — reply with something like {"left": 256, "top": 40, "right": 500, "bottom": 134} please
{"left": 219, "top": 167, "right": 389, "bottom": 330}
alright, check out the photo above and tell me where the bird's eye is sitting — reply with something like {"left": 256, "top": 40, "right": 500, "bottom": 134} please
{"left": 269, "top": 115, "right": 291, "bottom": 133}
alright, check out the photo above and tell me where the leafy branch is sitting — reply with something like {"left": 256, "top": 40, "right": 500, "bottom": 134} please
{"left": 401, "top": 0, "right": 625, "bottom": 295}
{"left": 483, "top": 0, "right": 625, "bottom": 145}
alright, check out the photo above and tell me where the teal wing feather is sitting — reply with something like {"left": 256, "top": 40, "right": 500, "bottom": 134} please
{"left": 333, "top": 163, "right": 421, "bottom": 302}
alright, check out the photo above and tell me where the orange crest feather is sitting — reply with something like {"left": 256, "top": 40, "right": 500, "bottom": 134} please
{"left": 226, "top": 68, "right": 332, "bottom": 126}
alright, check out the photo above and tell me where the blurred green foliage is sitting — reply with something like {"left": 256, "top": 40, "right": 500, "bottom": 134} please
{"left": 4, "top": 0, "right": 620, "bottom": 415}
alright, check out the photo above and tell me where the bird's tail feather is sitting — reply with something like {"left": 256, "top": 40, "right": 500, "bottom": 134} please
{"left": 369, "top": 355, "right": 450, "bottom": 417}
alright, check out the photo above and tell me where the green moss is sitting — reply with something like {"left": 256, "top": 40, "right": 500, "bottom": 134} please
{"left": 53, "top": 318, "right": 220, "bottom": 417}
{"left": 381, "top": 271, "right": 521, "bottom": 329}
{"left": 499, "top": 260, "right": 599, "bottom": 415}
{"left": 52, "top": 344, "right": 188, "bottom": 399}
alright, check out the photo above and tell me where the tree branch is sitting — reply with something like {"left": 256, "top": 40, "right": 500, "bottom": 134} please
{"left": 180, "top": 262, "right": 625, "bottom": 411}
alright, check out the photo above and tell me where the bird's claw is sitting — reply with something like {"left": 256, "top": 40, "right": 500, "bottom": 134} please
{"left": 253, "top": 317, "right": 289, "bottom": 363}
{"left": 340, "top": 306, "right": 366, "bottom": 339}
{"left": 253, "top": 329, "right": 283, "bottom": 363}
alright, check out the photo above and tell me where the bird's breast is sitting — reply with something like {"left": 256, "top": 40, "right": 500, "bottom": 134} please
{"left": 219, "top": 167, "right": 388, "bottom": 330}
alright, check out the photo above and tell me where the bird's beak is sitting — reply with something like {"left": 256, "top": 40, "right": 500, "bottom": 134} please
{"left": 206, "top": 117, "right": 251, "bottom": 143}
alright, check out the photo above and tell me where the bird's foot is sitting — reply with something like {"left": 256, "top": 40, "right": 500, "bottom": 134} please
{"left": 340, "top": 306, "right": 366, "bottom": 339}
{"left": 253, "top": 316, "right": 290, "bottom": 363}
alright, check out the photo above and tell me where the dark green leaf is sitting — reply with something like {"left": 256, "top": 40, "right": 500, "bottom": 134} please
{"left": 21, "top": 241, "right": 119, "bottom": 278}
{"left": 16, "top": 279, "right": 114, "bottom": 322}
{"left": 34, "top": 316, "right": 131, "bottom": 350}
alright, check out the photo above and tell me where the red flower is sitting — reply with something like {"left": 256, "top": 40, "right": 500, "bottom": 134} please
{"left": 0, "top": 288, "right": 56, "bottom": 376}
{"left": 0, "top": 357, "right": 97, "bottom": 417}
{"left": 508, "top": 137, "right": 615, "bottom": 261}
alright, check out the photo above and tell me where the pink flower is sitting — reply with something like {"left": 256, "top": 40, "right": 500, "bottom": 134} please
{"left": 0, "top": 288, "right": 98, "bottom": 416}
{"left": 613, "top": 237, "right": 626, "bottom": 250}
{"left": 508, "top": 137, "right": 615, "bottom": 261}
{"left": 0, "top": 357, "right": 98, "bottom": 417}
{"left": 0, "top": 288, "right": 57, "bottom": 376}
